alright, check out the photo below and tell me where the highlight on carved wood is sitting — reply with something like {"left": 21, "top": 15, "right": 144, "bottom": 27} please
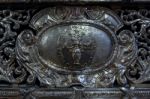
{"left": 0, "top": 5, "right": 149, "bottom": 98}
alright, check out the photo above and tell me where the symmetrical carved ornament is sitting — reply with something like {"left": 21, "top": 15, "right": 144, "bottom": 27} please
{"left": 0, "top": 6, "right": 149, "bottom": 98}
{"left": 15, "top": 7, "right": 137, "bottom": 87}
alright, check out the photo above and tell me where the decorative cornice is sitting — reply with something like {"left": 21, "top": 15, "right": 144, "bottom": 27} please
{"left": 0, "top": 86, "right": 150, "bottom": 98}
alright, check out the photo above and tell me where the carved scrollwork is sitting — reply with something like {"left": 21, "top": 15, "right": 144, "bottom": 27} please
{"left": 0, "top": 4, "right": 148, "bottom": 99}
{"left": 0, "top": 10, "right": 31, "bottom": 83}
{"left": 115, "top": 30, "right": 137, "bottom": 85}
{"left": 0, "top": 6, "right": 146, "bottom": 88}
{"left": 14, "top": 7, "right": 138, "bottom": 88}
{"left": 117, "top": 9, "right": 150, "bottom": 84}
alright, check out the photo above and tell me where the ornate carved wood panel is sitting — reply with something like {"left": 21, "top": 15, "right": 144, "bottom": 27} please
{"left": 0, "top": 0, "right": 149, "bottom": 99}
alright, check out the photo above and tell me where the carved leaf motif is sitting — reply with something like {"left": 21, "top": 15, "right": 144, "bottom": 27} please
{"left": 15, "top": 7, "right": 138, "bottom": 88}
{"left": 117, "top": 9, "right": 150, "bottom": 83}
{"left": 0, "top": 10, "right": 31, "bottom": 83}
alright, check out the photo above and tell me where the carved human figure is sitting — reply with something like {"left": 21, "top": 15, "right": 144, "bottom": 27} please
{"left": 72, "top": 46, "right": 81, "bottom": 65}
{"left": 70, "top": 35, "right": 81, "bottom": 65}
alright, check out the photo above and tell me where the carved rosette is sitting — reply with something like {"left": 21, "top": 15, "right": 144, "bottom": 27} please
{"left": 15, "top": 7, "right": 137, "bottom": 87}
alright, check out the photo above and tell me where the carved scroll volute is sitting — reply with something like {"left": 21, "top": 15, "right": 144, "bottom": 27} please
{"left": 15, "top": 7, "right": 138, "bottom": 87}
{"left": 115, "top": 30, "right": 138, "bottom": 85}
{"left": 118, "top": 9, "right": 150, "bottom": 84}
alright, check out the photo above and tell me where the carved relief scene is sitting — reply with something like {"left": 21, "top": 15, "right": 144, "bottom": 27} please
{"left": 0, "top": 1, "right": 149, "bottom": 98}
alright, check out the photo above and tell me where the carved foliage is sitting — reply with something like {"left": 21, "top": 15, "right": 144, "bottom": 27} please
{"left": 15, "top": 7, "right": 137, "bottom": 87}
{"left": 0, "top": 7, "right": 148, "bottom": 88}
{"left": 0, "top": 10, "right": 31, "bottom": 83}
{"left": 117, "top": 9, "right": 150, "bottom": 83}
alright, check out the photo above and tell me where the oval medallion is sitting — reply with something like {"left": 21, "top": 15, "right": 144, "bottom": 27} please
{"left": 36, "top": 23, "right": 117, "bottom": 73}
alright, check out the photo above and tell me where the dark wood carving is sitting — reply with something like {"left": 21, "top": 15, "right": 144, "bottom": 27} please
{"left": 0, "top": 0, "right": 149, "bottom": 99}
